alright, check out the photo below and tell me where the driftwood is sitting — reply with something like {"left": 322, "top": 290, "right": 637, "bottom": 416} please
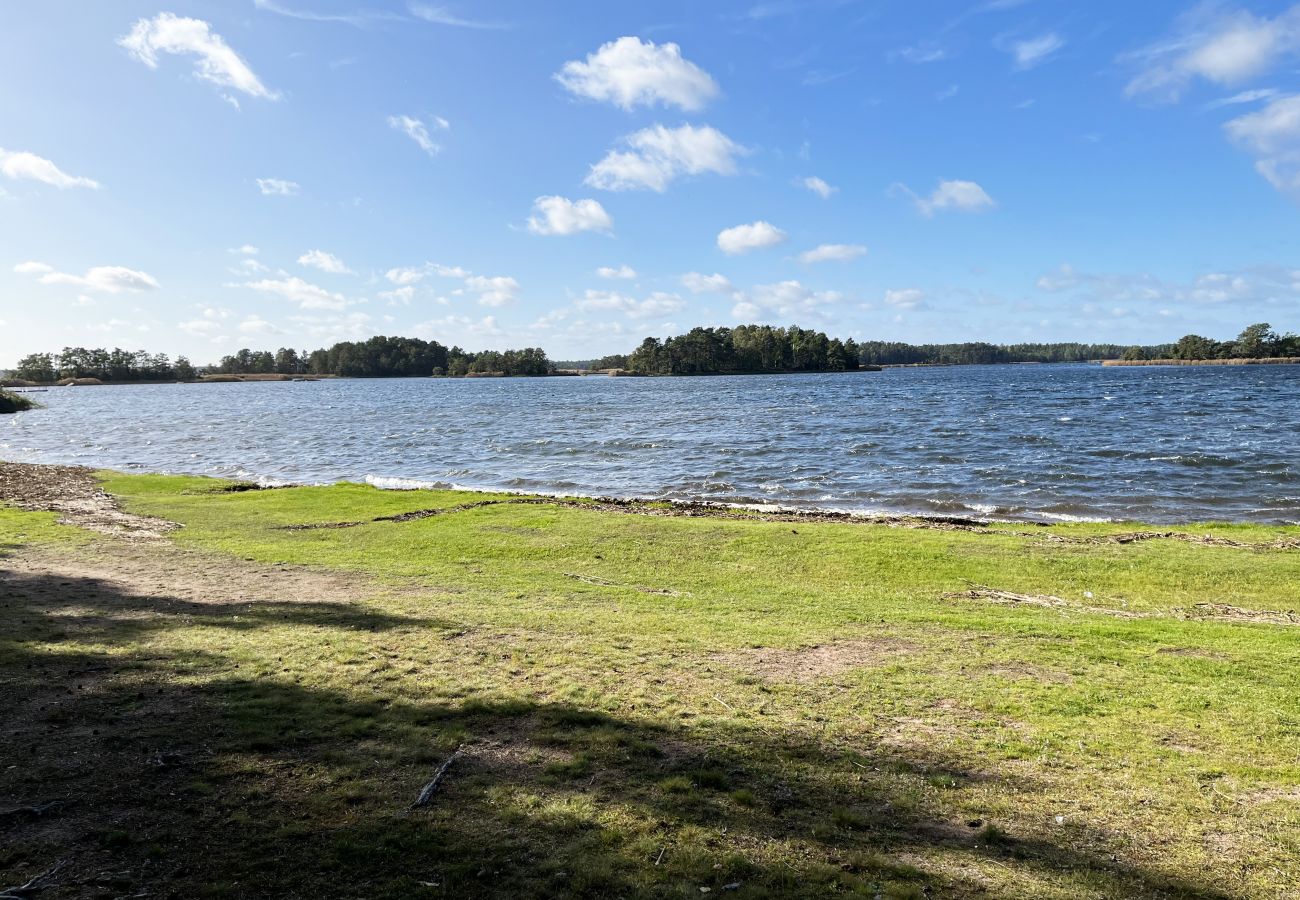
{"left": 0, "top": 860, "right": 67, "bottom": 900}
{"left": 411, "top": 746, "right": 463, "bottom": 808}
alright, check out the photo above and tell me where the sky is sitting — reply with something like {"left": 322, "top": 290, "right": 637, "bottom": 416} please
{"left": 2, "top": 0, "right": 1300, "bottom": 366}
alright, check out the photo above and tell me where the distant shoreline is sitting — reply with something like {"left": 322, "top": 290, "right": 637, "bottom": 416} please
{"left": 1101, "top": 357, "right": 1300, "bottom": 367}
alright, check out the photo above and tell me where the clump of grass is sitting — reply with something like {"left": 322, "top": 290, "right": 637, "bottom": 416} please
{"left": 0, "top": 388, "right": 39, "bottom": 413}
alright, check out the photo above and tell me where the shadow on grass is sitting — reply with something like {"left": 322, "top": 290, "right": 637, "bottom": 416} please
{"left": 0, "top": 564, "right": 1232, "bottom": 899}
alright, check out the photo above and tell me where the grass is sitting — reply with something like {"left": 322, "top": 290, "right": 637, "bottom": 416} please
{"left": 0, "top": 388, "right": 39, "bottom": 413}
{"left": 2, "top": 472, "right": 1298, "bottom": 898}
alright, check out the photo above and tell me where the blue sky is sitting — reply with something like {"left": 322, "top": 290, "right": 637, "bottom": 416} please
{"left": 2, "top": 0, "right": 1299, "bottom": 365}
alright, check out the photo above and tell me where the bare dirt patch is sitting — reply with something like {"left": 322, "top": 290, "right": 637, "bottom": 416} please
{"left": 1179, "top": 602, "right": 1300, "bottom": 627}
{"left": 716, "top": 637, "right": 914, "bottom": 683}
{"left": 0, "top": 461, "right": 177, "bottom": 540}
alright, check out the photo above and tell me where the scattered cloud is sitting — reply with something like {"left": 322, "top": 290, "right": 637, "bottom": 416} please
{"left": 526, "top": 195, "right": 613, "bottom": 235}
{"left": 465, "top": 275, "right": 520, "bottom": 307}
{"left": 935, "top": 83, "right": 960, "bottom": 101}
{"left": 1034, "top": 262, "right": 1299, "bottom": 307}
{"left": 586, "top": 123, "right": 745, "bottom": 192}
{"left": 1224, "top": 93, "right": 1300, "bottom": 196}
{"left": 119, "top": 12, "right": 278, "bottom": 101}
{"left": 238, "top": 315, "right": 279, "bottom": 335}
{"left": 576, "top": 289, "right": 686, "bottom": 318}
{"left": 680, "top": 272, "right": 732, "bottom": 293}
{"left": 1006, "top": 32, "right": 1065, "bottom": 70}
{"left": 895, "top": 179, "right": 995, "bottom": 216}
{"left": 257, "top": 178, "right": 299, "bottom": 196}
{"left": 799, "top": 243, "right": 867, "bottom": 263}
{"left": 893, "top": 43, "right": 947, "bottom": 63}
{"left": 232, "top": 244, "right": 259, "bottom": 255}
{"left": 717, "top": 220, "right": 787, "bottom": 255}
{"left": 597, "top": 264, "right": 637, "bottom": 280}
{"left": 0, "top": 149, "right": 100, "bottom": 190}
{"left": 556, "top": 36, "right": 718, "bottom": 112}
{"left": 884, "top": 288, "right": 925, "bottom": 309}
{"left": 730, "top": 279, "right": 843, "bottom": 319}
{"left": 15, "top": 261, "right": 159, "bottom": 293}
{"left": 298, "top": 249, "right": 353, "bottom": 274}
{"left": 388, "top": 114, "right": 447, "bottom": 156}
{"left": 799, "top": 175, "right": 836, "bottom": 198}
{"left": 242, "top": 276, "right": 348, "bottom": 310}
{"left": 406, "top": 3, "right": 508, "bottom": 29}
{"left": 1123, "top": 6, "right": 1300, "bottom": 103}
{"left": 1204, "top": 87, "right": 1280, "bottom": 110}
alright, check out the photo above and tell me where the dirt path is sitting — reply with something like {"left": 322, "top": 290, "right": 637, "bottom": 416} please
{"left": 0, "top": 462, "right": 177, "bottom": 541}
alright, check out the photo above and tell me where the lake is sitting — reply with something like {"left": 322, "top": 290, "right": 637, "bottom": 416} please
{"left": 3, "top": 364, "right": 1298, "bottom": 523}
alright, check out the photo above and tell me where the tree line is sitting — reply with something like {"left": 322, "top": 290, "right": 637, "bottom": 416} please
{"left": 625, "top": 326, "right": 862, "bottom": 375}
{"left": 1157, "top": 323, "right": 1300, "bottom": 361}
{"left": 11, "top": 336, "right": 554, "bottom": 382}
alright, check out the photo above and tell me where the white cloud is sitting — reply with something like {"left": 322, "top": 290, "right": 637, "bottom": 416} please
{"left": 576, "top": 289, "right": 686, "bottom": 318}
{"left": 1224, "top": 93, "right": 1300, "bottom": 196}
{"left": 118, "top": 12, "right": 278, "bottom": 101}
{"left": 0, "top": 149, "right": 100, "bottom": 190}
{"left": 16, "top": 261, "right": 159, "bottom": 293}
{"left": 1204, "top": 87, "right": 1280, "bottom": 110}
{"left": 730, "top": 279, "right": 843, "bottom": 319}
{"left": 289, "top": 311, "right": 374, "bottom": 342}
{"left": 178, "top": 318, "right": 221, "bottom": 336}
{"left": 1033, "top": 263, "right": 1299, "bottom": 307}
{"left": 1124, "top": 6, "right": 1300, "bottom": 102}
{"left": 465, "top": 275, "right": 520, "bottom": 307}
{"left": 1009, "top": 33, "right": 1065, "bottom": 70}
{"left": 586, "top": 124, "right": 745, "bottom": 192}
{"left": 238, "top": 315, "right": 279, "bottom": 335}
{"left": 894, "top": 43, "right": 947, "bottom": 64}
{"left": 884, "top": 288, "right": 925, "bottom": 309}
{"left": 800, "top": 175, "right": 836, "bottom": 198}
{"left": 556, "top": 36, "right": 718, "bottom": 112}
{"left": 680, "top": 272, "right": 732, "bottom": 293}
{"left": 899, "top": 179, "right": 996, "bottom": 216}
{"left": 597, "top": 264, "right": 637, "bottom": 280}
{"left": 388, "top": 114, "right": 447, "bottom": 156}
{"left": 232, "top": 244, "right": 259, "bottom": 255}
{"left": 526, "top": 195, "right": 613, "bottom": 235}
{"left": 406, "top": 3, "right": 507, "bottom": 29}
{"left": 243, "top": 276, "right": 348, "bottom": 310}
{"left": 257, "top": 178, "right": 299, "bottom": 196}
{"left": 799, "top": 243, "right": 867, "bottom": 264}
{"left": 379, "top": 285, "right": 417, "bottom": 305}
{"left": 717, "top": 220, "right": 787, "bottom": 255}
{"left": 383, "top": 262, "right": 467, "bottom": 285}
{"left": 298, "top": 249, "right": 353, "bottom": 274}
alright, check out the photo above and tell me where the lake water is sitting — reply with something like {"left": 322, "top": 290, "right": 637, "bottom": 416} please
{"left": 3, "top": 364, "right": 1298, "bottom": 523}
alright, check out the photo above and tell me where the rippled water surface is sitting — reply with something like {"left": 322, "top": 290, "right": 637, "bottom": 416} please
{"left": 4, "top": 365, "right": 1298, "bottom": 522}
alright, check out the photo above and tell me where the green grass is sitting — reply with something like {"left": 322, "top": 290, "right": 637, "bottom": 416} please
{"left": 3, "top": 472, "right": 1298, "bottom": 898}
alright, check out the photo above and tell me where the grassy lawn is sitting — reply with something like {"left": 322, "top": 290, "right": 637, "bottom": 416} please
{"left": 2, "top": 472, "right": 1298, "bottom": 898}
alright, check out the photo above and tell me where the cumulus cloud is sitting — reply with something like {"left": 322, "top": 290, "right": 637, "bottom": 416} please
{"left": 297, "top": 249, "right": 353, "bottom": 274}
{"left": 1123, "top": 6, "right": 1300, "bottom": 102}
{"left": 526, "top": 195, "right": 613, "bottom": 235}
{"left": 799, "top": 243, "right": 866, "bottom": 264}
{"left": 465, "top": 275, "right": 520, "bottom": 307}
{"left": 799, "top": 175, "right": 836, "bottom": 198}
{"left": 232, "top": 244, "right": 259, "bottom": 255}
{"left": 680, "top": 272, "right": 732, "bottom": 293}
{"left": 118, "top": 12, "right": 278, "bottom": 101}
{"left": 257, "top": 178, "right": 299, "bottom": 196}
{"left": 0, "top": 149, "right": 100, "bottom": 190}
{"left": 730, "top": 279, "right": 843, "bottom": 319}
{"left": 1007, "top": 32, "right": 1065, "bottom": 70}
{"left": 15, "top": 261, "right": 159, "bottom": 293}
{"left": 717, "top": 220, "right": 787, "bottom": 255}
{"left": 576, "top": 289, "right": 686, "bottom": 318}
{"left": 597, "top": 264, "right": 637, "bottom": 280}
{"left": 388, "top": 114, "right": 447, "bottom": 156}
{"left": 243, "top": 276, "right": 348, "bottom": 310}
{"left": 1224, "top": 93, "right": 1300, "bottom": 196}
{"left": 586, "top": 124, "right": 745, "bottom": 192}
{"left": 883, "top": 288, "right": 925, "bottom": 309}
{"left": 556, "top": 36, "right": 718, "bottom": 111}
{"left": 896, "top": 179, "right": 995, "bottom": 216}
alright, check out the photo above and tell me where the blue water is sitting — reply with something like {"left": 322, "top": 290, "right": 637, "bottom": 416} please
{"left": 3, "top": 364, "right": 1298, "bottom": 523}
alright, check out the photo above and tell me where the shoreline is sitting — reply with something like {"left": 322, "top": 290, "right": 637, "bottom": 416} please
{"left": 6, "top": 456, "right": 1298, "bottom": 529}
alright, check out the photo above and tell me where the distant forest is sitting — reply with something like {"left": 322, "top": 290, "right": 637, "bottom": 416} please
{"left": 8, "top": 323, "right": 1296, "bottom": 383}
{"left": 10, "top": 336, "right": 553, "bottom": 382}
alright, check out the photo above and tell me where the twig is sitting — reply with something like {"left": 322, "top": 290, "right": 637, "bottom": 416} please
{"left": 654, "top": 847, "right": 666, "bottom": 866}
{"left": 0, "top": 859, "right": 67, "bottom": 899}
{"left": 411, "top": 746, "right": 463, "bottom": 808}
{"left": 711, "top": 695, "right": 734, "bottom": 711}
